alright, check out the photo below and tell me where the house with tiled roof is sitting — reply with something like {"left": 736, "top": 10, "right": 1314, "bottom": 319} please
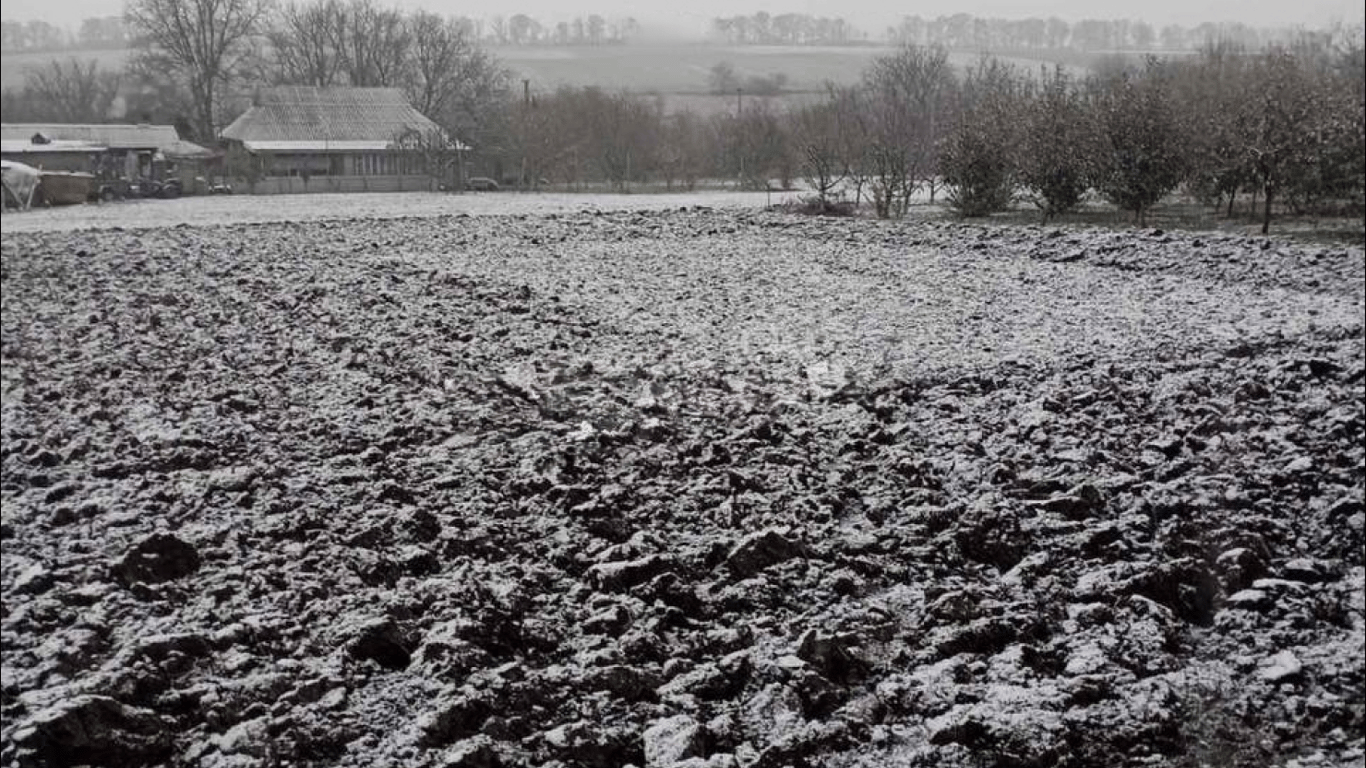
{"left": 219, "top": 86, "right": 464, "bottom": 194}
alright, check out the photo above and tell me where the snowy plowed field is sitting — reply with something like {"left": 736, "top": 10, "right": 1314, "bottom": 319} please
{"left": 2, "top": 197, "right": 1363, "bottom": 768}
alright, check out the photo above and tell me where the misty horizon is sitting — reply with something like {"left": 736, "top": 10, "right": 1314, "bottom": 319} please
{"left": 0, "top": 0, "right": 1360, "bottom": 40}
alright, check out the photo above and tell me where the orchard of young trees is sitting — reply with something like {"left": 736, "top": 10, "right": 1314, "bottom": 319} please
{"left": 483, "top": 31, "right": 1363, "bottom": 233}
{"left": 925, "top": 35, "right": 1366, "bottom": 231}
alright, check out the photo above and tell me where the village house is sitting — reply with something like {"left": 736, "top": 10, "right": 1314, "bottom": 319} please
{"left": 0, "top": 122, "right": 214, "bottom": 195}
{"left": 218, "top": 86, "right": 463, "bottom": 194}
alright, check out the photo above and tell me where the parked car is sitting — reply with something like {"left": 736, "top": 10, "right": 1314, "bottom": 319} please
{"left": 466, "top": 177, "right": 499, "bottom": 192}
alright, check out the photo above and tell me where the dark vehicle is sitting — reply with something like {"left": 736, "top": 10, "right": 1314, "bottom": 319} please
{"left": 91, "top": 180, "right": 122, "bottom": 203}
{"left": 124, "top": 178, "right": 182, "bottom": 199}
{"left": 466, "top": 177, "right": 500, "bottom": 192}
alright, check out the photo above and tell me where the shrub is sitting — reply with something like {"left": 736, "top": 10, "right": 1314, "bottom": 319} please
{"left": 1092, "top": 61, "right": 1187, "bottom": 224}
{"left": 940, "top": 122, "right": 1016, "bottom": 216}
{"left": 1020, "top": 67, "right": 1096, "bottom": 220}
{"left": 940, "top": 58, "right": 1022, "bottom": 217}
{"left": 788, "top": 195, "right": 857, "bottom": 216}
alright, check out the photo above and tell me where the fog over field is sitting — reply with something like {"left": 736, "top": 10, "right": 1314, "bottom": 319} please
{"left": 1, "top": 0, "right": 1361, "bottom": 34}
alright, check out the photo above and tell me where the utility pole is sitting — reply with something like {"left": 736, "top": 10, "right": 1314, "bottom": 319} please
{"left": 522, "top": 79, "right": 531, "bottom": 191}
{"left": 736, "top": 87, "right": 744, "bottom": 189}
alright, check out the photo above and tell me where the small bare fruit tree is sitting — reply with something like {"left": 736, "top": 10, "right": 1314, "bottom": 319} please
{"left": 394, "top": 128, "right": 463, "bottom": 191}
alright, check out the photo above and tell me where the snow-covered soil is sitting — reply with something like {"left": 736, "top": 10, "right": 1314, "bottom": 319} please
{"left": 0, "top": 190, "right": 806, "bottom": 234}
{"left": 2, "top": 204, "right": 1363, "bottom": 768}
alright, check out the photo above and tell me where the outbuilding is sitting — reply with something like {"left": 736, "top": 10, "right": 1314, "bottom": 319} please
{"left": 0, "top": 123, "right": 213, "bottom": 193}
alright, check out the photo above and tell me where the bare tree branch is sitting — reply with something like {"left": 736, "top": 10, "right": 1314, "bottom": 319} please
{"left": 125, "top": 0, "right": 271, "bottom": 140}
{"left": 23, "top": 58, "right": 122, "bottom": 122}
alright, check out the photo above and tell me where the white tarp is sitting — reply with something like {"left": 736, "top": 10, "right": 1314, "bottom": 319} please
{"left": 1, "top": 159, "right": 41, "bottom": 210}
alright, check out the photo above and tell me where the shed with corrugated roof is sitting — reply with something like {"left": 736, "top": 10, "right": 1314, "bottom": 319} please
{"left": 0, "top": 122, "right": 213, "bottom": 190}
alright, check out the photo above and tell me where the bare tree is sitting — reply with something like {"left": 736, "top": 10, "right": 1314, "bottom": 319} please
{"left": 78, "top": 17, "right": 128, "bottom": 49}
{"left": 264, "top": 1, "right": 506, "bottom": 151}
{"left": 580, "top": 88, "right": 658, "bottom": 190}
{"left": 1243, "top": 45, "right": 1360, "bottom": 232}
{"left": 393, "top": 126, "right": 462, "bottom": 189}
{"left": 735, "top": 100, "right": 793, "bottom": 190}
{"left": 125, "top": 0, "right": 270, "bottom": 141}
{"left": 1019, "top": 66, "right": 1096, "bottom": 220}
{"left": 939, "top": 57, "right": 1022, "bottom": 217}
{"left": 1170, "top": 40, "right": 1256, "bottom": 216}
{"left": 504, "top": 87, "right": 569, "bottom": 189}
{"left": 21, "top": 58, "right": 122, "bottom": 122}
{"left": 407, "top": 11, "right": 500, "bottom": 122}
{"left": 1089, "top": 60, "right": 1186, "bottom": 225}
{"left": 333, "top": 0, "right": 411, "bottom": 87}
{"left": 709, "top": 62, "right": 739, "bottom": 94}
{"left": 658, "top": 111, "right": 708, "bottom": 190}
{"left": 270, "top": 0, "right": 344, "bottom": 86}
{"left": 859, "top": 44, "right": 954, "bottom": 216}
{"left": 791, "top": 100, "right": 849, "bottom": 209}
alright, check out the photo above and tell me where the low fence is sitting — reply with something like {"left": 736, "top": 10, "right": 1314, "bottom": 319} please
{"left": 242, "top": 175, "right": 440, "bottom": 195}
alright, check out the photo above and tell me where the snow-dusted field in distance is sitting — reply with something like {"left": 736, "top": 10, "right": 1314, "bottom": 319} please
{"left": 0, "top": 189, "right": 807, "bottom": 234}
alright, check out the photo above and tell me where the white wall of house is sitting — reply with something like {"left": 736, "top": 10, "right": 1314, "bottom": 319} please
{"left": 244, "top": 174, "right": 441, "bottom": 194}
{"left": 260, "top": 151, "right": 425, "bottom": 179}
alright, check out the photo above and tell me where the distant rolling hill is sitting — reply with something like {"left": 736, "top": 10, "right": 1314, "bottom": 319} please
{"left": 2, "top": 43, "right": 1085, "bottom": 116}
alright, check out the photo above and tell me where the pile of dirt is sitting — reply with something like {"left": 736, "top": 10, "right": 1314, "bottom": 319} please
{"left": 2, "top": 208, "right": 1362, "bottom": 768}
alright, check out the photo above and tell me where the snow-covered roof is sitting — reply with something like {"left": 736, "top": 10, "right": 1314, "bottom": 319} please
{"left": 0, "top": 123, "right": 210, "bottom": 157}
{"left": 1, "top": 139, "right": 105, "bottom": 154}
{"left": 221, "top": 87, "right": 451, "bottom": 146}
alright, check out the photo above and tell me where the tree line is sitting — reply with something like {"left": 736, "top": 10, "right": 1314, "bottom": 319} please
{"left": 1, "top": 18, "right": 127, "bottom": 52}
{"left": 709, "top": 14, "right": 862, "bottom": 46}
{"left": 705, "top": 12, "right": 1323, "bottom": 53}
{"left": 481, "top": 14, "right": 639, "bottom": 47}
{"left": 0, "top": 11, "right": 638, "bottom": 54}
{"left": 885, "top": 14, "right": 1325, "bottom": 53}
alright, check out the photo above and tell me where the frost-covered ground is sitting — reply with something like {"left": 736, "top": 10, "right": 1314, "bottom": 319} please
{"left": 2, "top": 202, "right": 1363, "bottom": 768}
{"left": 0, "top": 189, "right": 806, "bottom": 234}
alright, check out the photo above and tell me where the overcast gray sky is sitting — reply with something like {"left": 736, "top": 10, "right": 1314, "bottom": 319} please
{"left": 2, "top": 0, "right": 1359, "bottom": 35}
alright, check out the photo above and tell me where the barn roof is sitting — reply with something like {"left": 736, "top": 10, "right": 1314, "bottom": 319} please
{"left": 220, "top": 87, "right": 452, "bottom": 149}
